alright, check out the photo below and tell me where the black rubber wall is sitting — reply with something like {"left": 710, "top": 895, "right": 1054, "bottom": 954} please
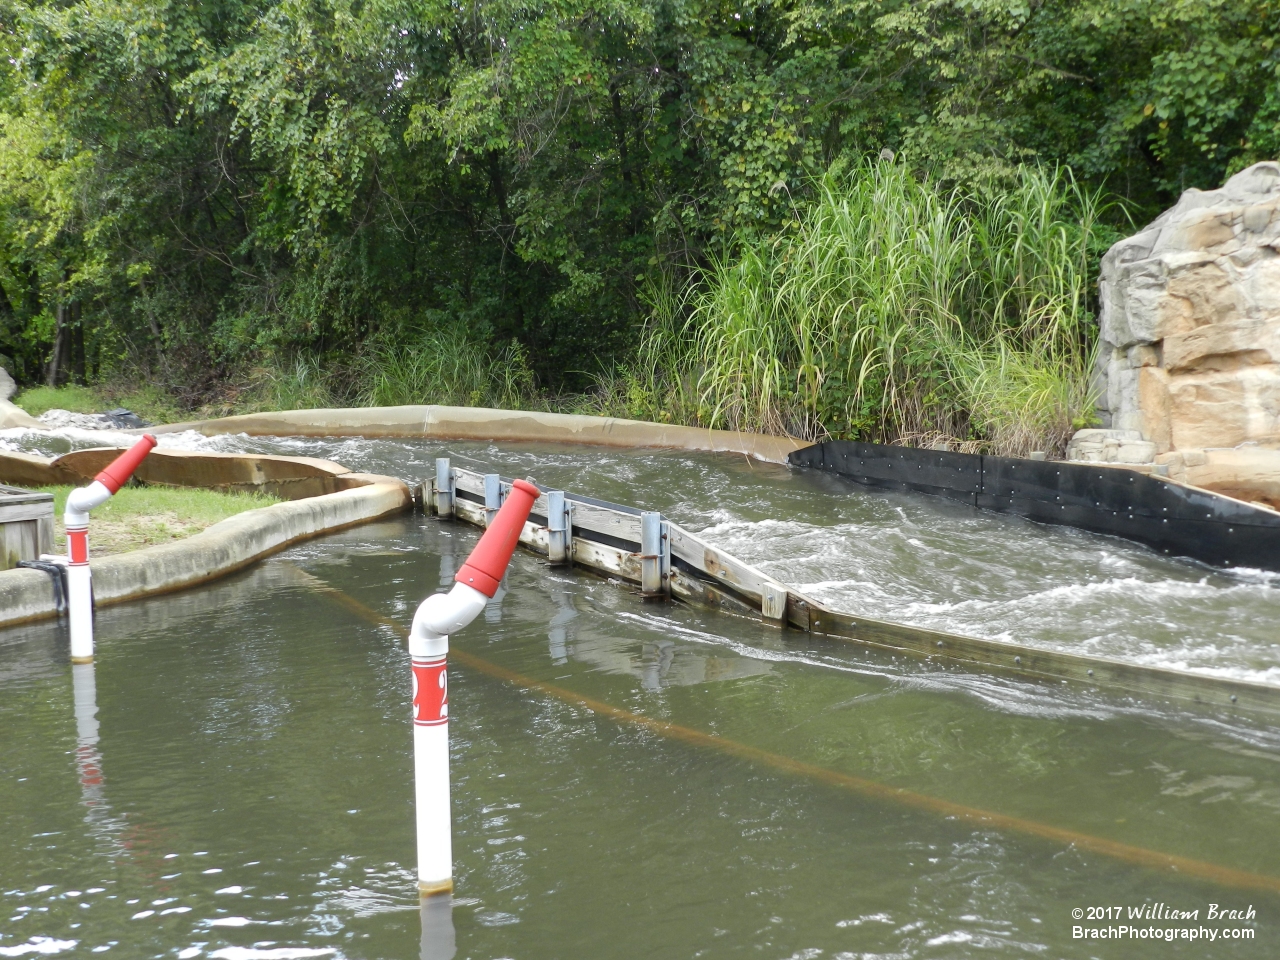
{"left": 789, "top": 441, "right": 1280, "bottom": 572}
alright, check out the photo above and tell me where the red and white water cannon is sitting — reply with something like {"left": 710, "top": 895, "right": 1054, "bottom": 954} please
{"left": 65, "top": 435, "right": 157, "bottom": 662}
{"left": 409, "top": 477, "right": 538, "bottom": 897}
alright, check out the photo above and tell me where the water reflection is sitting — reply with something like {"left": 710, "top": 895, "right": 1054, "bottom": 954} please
{"left": 546, "top": 582, "right": 577, "bottom": 665}
{"left": 437, "top": 544, "right": 455, "bottom": 587}
{"left": 483, "top": 581, "right": 507, "bottom": 625}
{"left": 71, "top": 661, "right": 127, "bottom": 853}
{"left": 556, "top": 607, "right": 773, "bottom": 689}
{"left": 419, "top": 894, "right": 456, "bottom": 960}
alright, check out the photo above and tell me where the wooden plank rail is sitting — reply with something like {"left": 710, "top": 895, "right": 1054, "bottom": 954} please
{"left": 424, "top": 465, "right": 1280, "bottom": 718}
{"left": 0, "top": 485, "right": 54, "bottom": 570}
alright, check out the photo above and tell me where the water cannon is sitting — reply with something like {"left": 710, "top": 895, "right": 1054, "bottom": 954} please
{"left": 65, "top": 435, "right": 157, "bottom": 525}
{"left": 409, "top": 478, "right": 539, "bottom": 644}
{"left": 65, "top": 435, "right": 158, "bottom": 662}
{"left": 408, "top": 476, "right": 539, "bottom": 900}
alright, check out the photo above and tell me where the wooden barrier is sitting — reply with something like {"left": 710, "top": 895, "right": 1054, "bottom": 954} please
{"left": 0, "top": 485, "right": 54, "bottom": 569}
{"left": 423, "top": 462, "right": 1280, "bottom": 718}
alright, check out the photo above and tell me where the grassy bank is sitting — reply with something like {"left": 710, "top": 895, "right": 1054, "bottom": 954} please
{"left": 13, "top": 384, "right": 187, "bottom": 424}
{"left": 41, "top": 486, "right": 281, "bottom": 556}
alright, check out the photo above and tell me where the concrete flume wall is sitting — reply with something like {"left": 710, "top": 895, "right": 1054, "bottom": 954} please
{"left": 0, "top": 474, "right": 411, "bottom": 628}
{"left": 0, "top": 447, "right": 358, "bottom": 500}
{"left": 147, "top": 405, "right": 806, "bottom": 464}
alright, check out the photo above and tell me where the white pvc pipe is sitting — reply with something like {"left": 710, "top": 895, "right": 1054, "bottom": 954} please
{"left": 411, "top": 582, "right": 488, "bottom": 643}
{"left": 409, "top": 582, "right": 487, "bottom": 896}
{"left": 67, "top": 561, "right": 93, "bottom": 662}
{"left": 65, "top": 480, "right": 111, "bottom": 663}
{"left": 65, "top": 479, "right": 113, "bottom": 527}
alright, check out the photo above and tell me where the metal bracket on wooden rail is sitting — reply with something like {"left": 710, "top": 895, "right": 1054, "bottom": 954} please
{"left": 483, "top": 474, "right": 503, "bottom": 527}
{"left": 639, "top": 511, "right": 670, "bottom": 599}
{"left": 433, "top": 457, "right": 455, "bottom": 518}
{"left": 661, "top": 519, "right": 671, "bottom": 590}
{"left": 546, "top": 490, "right": 573, "bottom": 566}
{"left": 761, "top": 582, "right": 788, "bottom": 625}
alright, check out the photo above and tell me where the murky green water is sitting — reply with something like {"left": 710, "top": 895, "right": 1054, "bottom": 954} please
{"left": 2, "top": 450, "right": 1277, "bottom": 958}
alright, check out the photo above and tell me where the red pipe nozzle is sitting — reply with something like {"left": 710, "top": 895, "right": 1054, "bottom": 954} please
{"left": 95, "top": 434, "right": 157, "bottom": 494}
{"left": 455, "top": 478, "right": 540, "bottom": 597}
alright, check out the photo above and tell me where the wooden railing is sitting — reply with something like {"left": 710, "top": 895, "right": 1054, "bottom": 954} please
{"left": 421, "top": 461, "right": 1279, "bottom": 717}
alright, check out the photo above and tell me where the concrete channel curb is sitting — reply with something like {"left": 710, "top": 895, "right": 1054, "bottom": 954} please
{"left": 0, "top": 446, "right": 357, "bottom": 500}
{"left": 0, "top": 475, "right": 411, "bottom": 629}
{"left": 143, "top": 405, "right": 807, "bottom": 464}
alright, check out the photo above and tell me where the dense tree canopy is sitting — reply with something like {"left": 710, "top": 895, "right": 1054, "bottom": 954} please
{"left": 1, "top": 0, "right": 1277, "bottom": 394}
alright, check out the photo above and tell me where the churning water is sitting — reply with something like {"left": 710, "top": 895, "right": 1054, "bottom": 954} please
{"left": 1, "top": 431, "right": 1276, "bottom": 958}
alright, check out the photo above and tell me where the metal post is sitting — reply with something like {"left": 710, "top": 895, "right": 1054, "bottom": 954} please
{"left": 483, "top": 474, "right": 502, "bottom": 527}
{"left": 660, "top": 519, "right": 671, "bottom": 595}
{"left": 434, "top": 458, "right": 454, "bottom": 518}
{"left": 546, "top": 491, "right": 571, "bottom": 565}
{"left": 640, "top": 511, "right": 663, "bottom": 598}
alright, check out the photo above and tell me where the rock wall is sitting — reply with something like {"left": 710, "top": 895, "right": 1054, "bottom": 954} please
{"left": 1079, "top": 162, "right": 1280, "bottom": 508}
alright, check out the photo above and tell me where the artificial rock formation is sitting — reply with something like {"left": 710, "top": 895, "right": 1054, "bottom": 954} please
{"left": 1077, "top": 162, "right": 1280, "bottom": 508}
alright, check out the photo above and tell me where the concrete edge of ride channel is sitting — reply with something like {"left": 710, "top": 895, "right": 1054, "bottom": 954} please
{"left": 0, "top": 468, "right": 413, "bottom": 629}
{"left": 139, "top": 404, "right": 808, "bottom": 464}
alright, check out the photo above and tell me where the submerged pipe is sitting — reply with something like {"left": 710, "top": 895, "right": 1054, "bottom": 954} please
{"left": 419, "top": 894, "right": 456, "bottom": 960}
{"left": 409, "top": 477, "right": 539, "bottom": 898}
{"left": 65, "top": 435, "right": 157, "bottom": 662}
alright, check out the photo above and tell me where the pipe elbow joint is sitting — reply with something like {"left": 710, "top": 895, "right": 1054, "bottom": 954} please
{"left": 409, "top": 582, "right": 488, "bottom": 653}
{"left": 64, "top": 480, "right": 113, "bottom": 527}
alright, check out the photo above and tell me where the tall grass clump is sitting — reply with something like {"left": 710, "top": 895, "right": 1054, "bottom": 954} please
{"left": 355, "top": 327, "right": 538, "bottom": 409}
{"left": 683, "top": 161, "right": 1117, "bottom": 455}
{"left": 576, "top": 271, "right": 702, "bottom": 424}
{"left": 255, "top": 356, "right": 337, "bottom": 411}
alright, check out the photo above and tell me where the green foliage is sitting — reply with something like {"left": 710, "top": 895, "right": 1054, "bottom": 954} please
{"left": 0, "top": 0, "right": 1275, "bottom": 427}
{"left": 13, "top": 384, "right": 100, "bottom": 416}
{"left": 354, "top": 328, "right": 538, "bottom": 410}
{"left": 654, "top": 162, "right": 1118, "bottom": 456}
{"left": 576, "top": 271, "right": 703, "bottom": 424}
{"left": 243, "top": 357, "right": 338, "bottom": 413}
